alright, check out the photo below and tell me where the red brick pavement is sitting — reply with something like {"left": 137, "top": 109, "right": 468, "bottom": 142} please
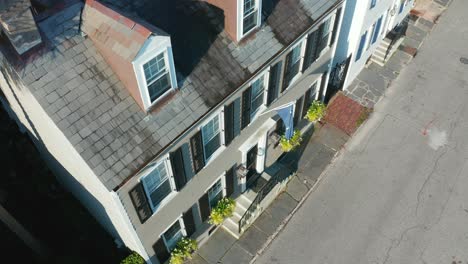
{"left": 324, "top": 93, "right": 367, "bottom": 136}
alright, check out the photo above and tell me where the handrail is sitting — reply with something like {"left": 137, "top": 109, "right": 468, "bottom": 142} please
{"left": 384, "top": 25, "right": 406, "bottom": 61}
{"left": 238, "top": 172, "right": 280, "bottom": 233}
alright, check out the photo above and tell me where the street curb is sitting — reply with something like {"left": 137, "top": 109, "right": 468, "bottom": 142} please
{"left": 249, "top": 145, "right": 345, "bottom": 263}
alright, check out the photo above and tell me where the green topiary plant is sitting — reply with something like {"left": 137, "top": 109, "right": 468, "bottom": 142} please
{"left": 169, "top": 237, "right": 198, "bottom": 264}
{"left": 305, "top": 100, "right": 326, "bottom": 122}
{"left": 279, "top": 130, "right": 303, "bottom": 152}
{"left": 121, "top": 251, "right": 145, "bottom": 264}
{"left": 208, "top": 197, "right": 236, "bottom": 226}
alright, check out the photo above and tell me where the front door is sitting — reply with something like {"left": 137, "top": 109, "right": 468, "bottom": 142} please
{"left": 246, "top": 144, "right": 258, "bottom": 183}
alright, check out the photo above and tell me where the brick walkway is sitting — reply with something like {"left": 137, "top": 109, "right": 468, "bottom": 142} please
{"left": 324, "top": 93, "right": 367, "bottom": 136}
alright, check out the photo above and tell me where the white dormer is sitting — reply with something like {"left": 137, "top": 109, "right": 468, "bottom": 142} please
{"left": 133, "top": 35, "right": 178, "bottom": 111}
{"left": 237, "top": 0, "right": 262, "bottom": 41}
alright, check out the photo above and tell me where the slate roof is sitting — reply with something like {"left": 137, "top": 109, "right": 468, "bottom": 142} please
{"left": 0, "top": 0, "right": 341, "bottom": 190}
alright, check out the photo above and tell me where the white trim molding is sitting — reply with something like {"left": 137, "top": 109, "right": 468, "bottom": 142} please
{"left": 133, "top": 35, "right": 178, "bottom": 111}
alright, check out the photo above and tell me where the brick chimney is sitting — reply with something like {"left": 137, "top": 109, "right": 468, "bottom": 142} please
{"left": 203, "top": 0, "right": 239, "bottom": 42}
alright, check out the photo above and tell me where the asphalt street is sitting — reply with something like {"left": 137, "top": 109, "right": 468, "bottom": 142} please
{"left": 256, "top": 0, "right": 468, "bottom": 263}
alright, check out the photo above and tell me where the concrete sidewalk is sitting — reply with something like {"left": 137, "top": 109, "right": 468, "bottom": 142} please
{"left": 188, "top": 124, "right": 349, "bottom": 264}
{"left": 344, "top": 0, "right": 447, "bottom": 108}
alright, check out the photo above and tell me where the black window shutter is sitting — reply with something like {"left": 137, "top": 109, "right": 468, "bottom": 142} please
{"left": 225, "top": 166, "right": 235, "bottom": 197}
{"left": 198, "top": 193, "right": 210, "bottom": 222}
{"left": 224, "top": 102, "right": 235, "bottom": 146}
{"left": 293, "top": 96, "right": 304, "bottom": 127}
{"left": 267, "top": 62, "right": 282, "bottom": 106}
{"left": 129, "top": 183, "right": 152, "bottom": 223}
{"left": 282, "top": 52, "right": 292, "bottom": 92}
{"left": 170, "top": 147, "right": 187, "bottom": 191}
{"left": 241, "top": 87, "right": 252, "bottom": 129}
{"left": 302, "top": 89, "right": 312, "bottom": 120}
{"left": 183, "top": 207, "right": 196, "bottom": 237}
{"left": 330, "top": 8, "right": 342, "bottom": 47}
{"left": 153, "top": 238, "right": 170, "bottom": 264}
{"left": 190, "top": 131, "right": 205, "bottom": 173}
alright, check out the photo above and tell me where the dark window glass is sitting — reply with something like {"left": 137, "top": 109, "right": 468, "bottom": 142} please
{"left": 283, "top": 44, "right": 302, "bottom": 88}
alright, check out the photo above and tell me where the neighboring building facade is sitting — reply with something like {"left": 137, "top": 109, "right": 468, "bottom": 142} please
{"left": 0, "top": 0, "right": 345, "bottom": 263}
{"left": 333, "top": 0, "right": 413, "bottom": 90}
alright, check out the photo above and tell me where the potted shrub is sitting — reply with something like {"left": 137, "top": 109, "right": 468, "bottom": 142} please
{"left": 169, "top": 237, "right": 198, "bottom": 264}
{"left": 208, "top": 197, "right": 236, "bottom": 226}
{"left": 305, "top": 100, "right": 326, "bottom": 122}
{"left": 121, "top": 251, "right": 145, "bottom": 264}
{"left": 279, "top": 130, "right": 303, "bottom": 152}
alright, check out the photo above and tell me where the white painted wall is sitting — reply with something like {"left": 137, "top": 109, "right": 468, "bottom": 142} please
{"left": 334, "top": 0, "right": 414, "bottom": 89}
{"left": 0, "top": 59, "right": 150, "bottom": 262}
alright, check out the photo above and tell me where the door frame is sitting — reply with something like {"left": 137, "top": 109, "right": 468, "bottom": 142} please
{"left": 239, "top": 118, "right": 276, "bottom": 192}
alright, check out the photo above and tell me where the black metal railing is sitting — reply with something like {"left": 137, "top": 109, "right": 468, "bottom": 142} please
{"left": 238, "top": 173, "right": 280, "bottom": 233}
{"left": 384, "top": 20, "right": 408, "bottom": 61}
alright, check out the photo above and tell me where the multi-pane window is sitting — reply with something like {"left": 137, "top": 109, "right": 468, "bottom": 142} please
{"left": 302, "top": 17, "right": 333, "bottom": 72}
{"left": 163, "top": 220, "right": 184, "bottom": 251}
{"left": 202, "top": 115, "right": 221, "bottom": 161}
{"left": 250, "top": 76, "right": 265, "bottom": 119}
{"left": 143, "top": 52, "right": 171, "bottom": 102}
{"left": 355, "top": 31, "right": 368, "bottom": 61}
{"left": 316, "top": 18, "right": 332, "bottom": 55}
{"left": 141, "top": 161, "right": 173, "bottom": 211}
{"left": 283, "top": 43, "right": 303, "bottom": 88}
{"left": 243, "top": 0, "right": 258, "bottom": 35}
{"left": 208, "top": 178, "right": 224, "bottom": 209}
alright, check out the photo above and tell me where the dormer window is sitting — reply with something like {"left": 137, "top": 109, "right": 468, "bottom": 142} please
{"left": 133, "top": 36, "right": 178, "bottom": 111}
{"left": 239, "top": 0, "right": 261, "bottom": 39}
{"left": 143, "top": 52, "right": 171, "bottom": 102}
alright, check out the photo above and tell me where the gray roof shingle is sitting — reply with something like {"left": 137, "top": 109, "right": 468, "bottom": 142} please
{"left": 2, "top": 0, "right": 341, "bottom": 190}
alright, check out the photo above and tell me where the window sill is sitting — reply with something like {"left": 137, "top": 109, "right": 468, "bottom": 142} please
{"left": 239, "top": 25, "right": 260, "bottom": 44}
{"left": 251, "top": 105, "right": 267, "bottom": 123}
{"left": 204, "top": 145, "right": 226, "bottom": 167}
{"left": 149, "top": 191, "right": 178, "bottom": 217}
{"left": 147, "top": 89, "right": 178, "bottom": 114}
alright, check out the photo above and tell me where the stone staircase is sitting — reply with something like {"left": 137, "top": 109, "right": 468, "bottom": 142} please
{"left": 221, "top": 190, "right": 256, "bottom": 239}
{"left": 371, "top": 37, "right": 404, "bottom": 66}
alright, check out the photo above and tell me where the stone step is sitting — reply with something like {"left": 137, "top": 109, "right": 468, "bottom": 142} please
{"left": 372, "top": 52, "right": 386, "bottom": 62}
{"left": 236, "top": 194, "right": 254, "bottom": 212}
{"left": 374, "top": 48, "right": 387, "bottom": 56}
{"left": 371, "top": 56, "right": 385, "bottom": 66}
{"left": 221, "top": 218, "right": 241, "bottom": 239}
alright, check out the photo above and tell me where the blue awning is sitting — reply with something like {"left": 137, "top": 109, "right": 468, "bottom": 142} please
{"left": 276, "top": 103, "right": 295, "bottom": 140}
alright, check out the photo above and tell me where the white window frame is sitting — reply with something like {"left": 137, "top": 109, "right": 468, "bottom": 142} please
{"left": 249, "top": 69, "right": 270, "bottom": 122}
{"left": 200, "top": 109, "right": 226, "bottom": 165}
{"left": 238, "top": 0, "right": 262, "bottom": 40}
{"left": 317, "top": 13, "right": 336, "bottom": 59}
{"left": 206, "top": 173, "right": 227, "bottom": 210}
{"left": 133, "top": 36, "right": 178, "bottom": 111}
{"left": 309, "top": 79, "right": 320, "bottom": 101}
{"left": 367, "top": 23, "right": 375, "bottom": 50}
{"left": 283, "top": 38, "right": 307, "bottom": 90}
{"left": 141, "top": 51, "right": 173, "bottom": 104}
{"left": 160, "top": 217, "right": 187, "bottom": 252}
{"left": 139, "top": 155, "right": 178, "bottom": 214}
